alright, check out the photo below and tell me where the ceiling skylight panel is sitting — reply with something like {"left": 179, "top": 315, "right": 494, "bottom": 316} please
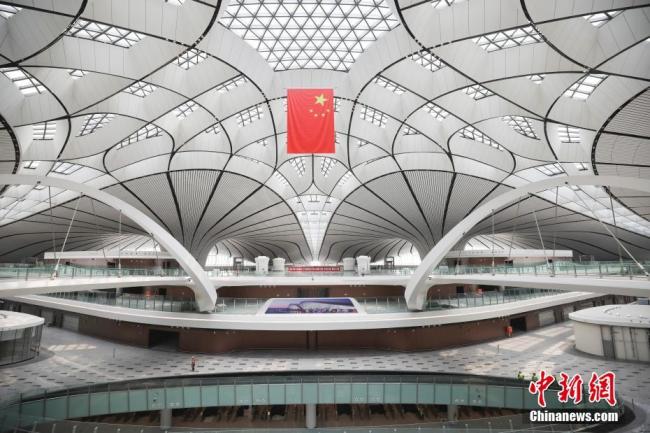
{"left": 501, "top": 115, "right": 538, "bottom": 139}
{"left": 0, "top": 4, "right": 21, "bottom": 19}
{"left": 173, "top": 101, "right": 198, "bottom": 119}
{"left": 78, "top": 113, "right": 114, "bottom": 136}
{"left": 462, "top": 84, "right": 493, "bottom": 100}
{"left": 0, "top": 67, "right": 46, "bottom": 95}
{"left": 119, "top": 124, "right": 162, "bottom": 147}
{"left": 564, "top": 74, "right": 607, "bottom": 100}
{"left": 536, "top": 163, "right": 564, "bottom": 176}
{"left": 410, "top": 51, "right": 445, "bottom": 72}
{"left": 460, "top": 126, "right": 503, "bottom": 150}
{"left": 575, "top": 162, "right": 589, "bottom": 171}
{"left": 124, "top": 81, "right": 156, "bottom": 97}
{"left": 52, "top": 162, "right": 83, "bottom": 175}
{"left": 558, "top": 125, "right": 580, "bottom": 143}
{"left": 374, "top": 76, "right": 405, "bottom": 95}
{"left": 430, "top": 0, "right": 462, "bottom": 9}
{"left": 67, "top": 19, "right": 144, "bottom": 48}
{"left": 33, "top": 122, "right": 56, "bottom": 140}
{"left": 220, "top": 0, "right": 399, "bottom": 71}
{"left": 584, "top": 10, "right": 621, "bottom": 27}
{"left": 528, "top": 74, "right": 545, "bottom": 84}
{"left": 422, "top": 102, "right": 449, "bottom": 120}
{"left": 236, "top": 105, "right": 264, "bottom": 127}
{"left": 174, "top": 48, "right": 208, "bottom": 70}
{"left": 320, "top": 157, "right": 337, "bottom": 177}
{"left": 67, "top": 69, "right": 87, "bottom": 79}
{"left": 473, "top": 26, "right": 542, "bottom": 52}
{"left": 23, "top": 161, "right": 39, "bottom": 169}
{"left": 402, "top": 125, "right": 419, "bottom": 135}
{"left": 359, "top": 106, "right": 387, "bottom": 128}
{"left": 339, "top": 171, "right": 353, "bottom": 185}
{"left": 204, "top": 124, "right": 221, "bottom": 134}
{"left": 290, "top": 157, "right": 306, "bottom": 177}
{"left": 216, "top": 75, "right": 247, "bottom": 93}
{"left": 274, "top": 171, "right": 289, "bottom": 186}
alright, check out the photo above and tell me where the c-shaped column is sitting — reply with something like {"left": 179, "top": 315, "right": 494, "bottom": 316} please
{"left": 405, "top": 175, "right": 650, "bottom": 310}
{"left": 0, "top": 174, "right": 217, "bottom": 312}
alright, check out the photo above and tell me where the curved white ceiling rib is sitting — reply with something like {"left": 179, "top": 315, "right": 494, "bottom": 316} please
{"left": 0, "top": 0, "right": 648, "bottom": 264}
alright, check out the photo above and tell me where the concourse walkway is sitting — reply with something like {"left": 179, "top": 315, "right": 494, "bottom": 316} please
{"left": 1, "top": 323, "right": 648, "bottom": 415}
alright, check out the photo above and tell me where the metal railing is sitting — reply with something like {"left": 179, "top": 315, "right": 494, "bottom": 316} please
{"left": 41, "top": 288, "right": 566, "bottom": 315}
{"left": 1, "top": 260, "right": 647, "bottom": 283}
{"left": 434, "top": 260, "right": 650, "bottom": 279}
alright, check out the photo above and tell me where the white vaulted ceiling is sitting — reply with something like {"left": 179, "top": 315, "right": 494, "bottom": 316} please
{"left": 0, "top": 0, "right": 649, "bottom": 264}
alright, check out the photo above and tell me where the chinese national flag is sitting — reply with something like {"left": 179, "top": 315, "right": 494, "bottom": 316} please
{"left": 287, "top": 89, "right": 335, "bottom": 154}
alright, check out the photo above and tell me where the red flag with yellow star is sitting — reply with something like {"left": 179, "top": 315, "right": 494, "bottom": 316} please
{"left": 287, "top": 89, "right": 335, "bottom": 154}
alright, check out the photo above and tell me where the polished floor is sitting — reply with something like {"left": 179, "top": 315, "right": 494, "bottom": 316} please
{"left": 1, "top": 323, "right": 648, "bottom": 432}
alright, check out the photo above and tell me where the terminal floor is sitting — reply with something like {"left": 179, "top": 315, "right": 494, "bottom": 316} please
{"left": 1, "top": 323, "right": 648, "bottom": 431}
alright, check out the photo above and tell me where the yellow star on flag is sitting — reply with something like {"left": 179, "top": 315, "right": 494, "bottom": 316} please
{"left": 314, "top": 93, "right": 327, "bottom": 106}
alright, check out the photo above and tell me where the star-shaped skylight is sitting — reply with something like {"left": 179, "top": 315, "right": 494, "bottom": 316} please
{"left": 220, "top": 0, "right": 400, "bottom": 71}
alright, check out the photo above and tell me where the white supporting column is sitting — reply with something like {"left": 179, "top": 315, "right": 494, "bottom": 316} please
{"left": 160, "top": 408, "right": 172, "bottom": 429}
{"left": 305, "top": 403, "right": 317, "bottom": 429}
{"left": 447, "top": 404, "right": 458, "bottom": 421}
{"left": 272, "top": 257, "right": 286, "bottom": 272}
{"left": 255, "top": 256, "right": 269, "bottom": 274}
{"left": 356, "top": 256, "right": 370, "bottom": 275}
{"left": 342, "top": 257, "right": 355, "bottom": 271}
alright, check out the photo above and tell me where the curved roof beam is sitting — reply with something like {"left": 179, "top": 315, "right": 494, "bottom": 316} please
{"left": 0, "top": 174, "right": 217, "bottom": 312}
{"left": 405, "top": 175, "right": 650, "bottom": 310}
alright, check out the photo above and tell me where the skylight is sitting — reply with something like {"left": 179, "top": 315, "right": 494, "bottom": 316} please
{"left": 320, "top": 157, "right": 337, "bottom": 177}
{"left": 460, "top": 126, "right": 503, "bottom": 150}
{"left": 0, "top": 4, "right": 21, "bottom": 19}
{"left": 528, "top": 74, "right": 545, "bottom": 84}
{"left": 410, "top": 51, "right": 445, "bottom": 72}
{"left": 564, "top": 74, "right": 607, "bottom": 100}
{"left": 174, "top": 48, "right": 208, "bottom": 70}
{"left": 52, "top": 162, "right": 83, "bottom": 175}
{"left": 204, "top": 124, "right": 221, "bottom": 134}
{"left": 374, "top": 76, "right": 405, "bottom": 95}
{"left": 220, "top": 0, "right": 399, "bottom": 71}
{"left": 422, "top": 102, "right": 449, "bottom": 120}
{"left": 575, "top": 162, "right": 589, "bottom": 171}
{"left": 124, "top": 81, "right": 156, "bottom": 97}
{"left": 558, "top": 125, "right": 580, "bottom": 143}
{"left": 290, "top": 157, "right": 306, "bottom": 177}
{"left": 33, "top": 122, "right": 56, "bottom": 140}
{"left": 236, "top": 105, "right": 264, "bottom": 127}
{"left": 536, "top": 163, "right": 564, "bottom": 176}
{"left": 431, "top": 0, "right": 462, "bottom": 9}
{"left": 273, "top": 171, "right": 289, "bottom": 186}
{"left": 357, "top": 139, "right": 370, "bottom": 147}
{"left": 359, "top": 106, "right": 387, "bottom": 128}
{"left": 584, "top": 10, "right": 621, "bottom": 27}
{"left": 118, "top": 124, "right": 162, "bottom": 147}
{"left": 173, "top": 101, "right": 198, "bottom": 119}
{"left": 67, "top": 19, "right": 144, "bottom": 48}
{"left": 473, "top": 26, "right": 542, "bottom": 52}
{"left": 462, "top": 84, "right": 494, "bottom": 100}
{"left": 23, "top": 161, "right": 39, "bottom": 169}
{"left": 0, "top": 67, "right": 46, "bottom": 96}
{"left": 501, "top": 115, "right": 538, "bottom": 139}
{"left": 339, "top": 171, "right": 353, "bottom": 185}
{"left": 402, "top": 125, "right": 419, "bottom": 135}
{"left": 216, "top": 75, "right": 247, "bottom": 93}
{"left": 67, "top": 69, "right": 87, "bottom": 79}
{"left": 78, "top": 113, "right": 114, "bottom": 136}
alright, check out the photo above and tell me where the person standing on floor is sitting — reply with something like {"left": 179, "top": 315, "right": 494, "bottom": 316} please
{"left": 191, "top": 356, "right": 197, "bottom": 372}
